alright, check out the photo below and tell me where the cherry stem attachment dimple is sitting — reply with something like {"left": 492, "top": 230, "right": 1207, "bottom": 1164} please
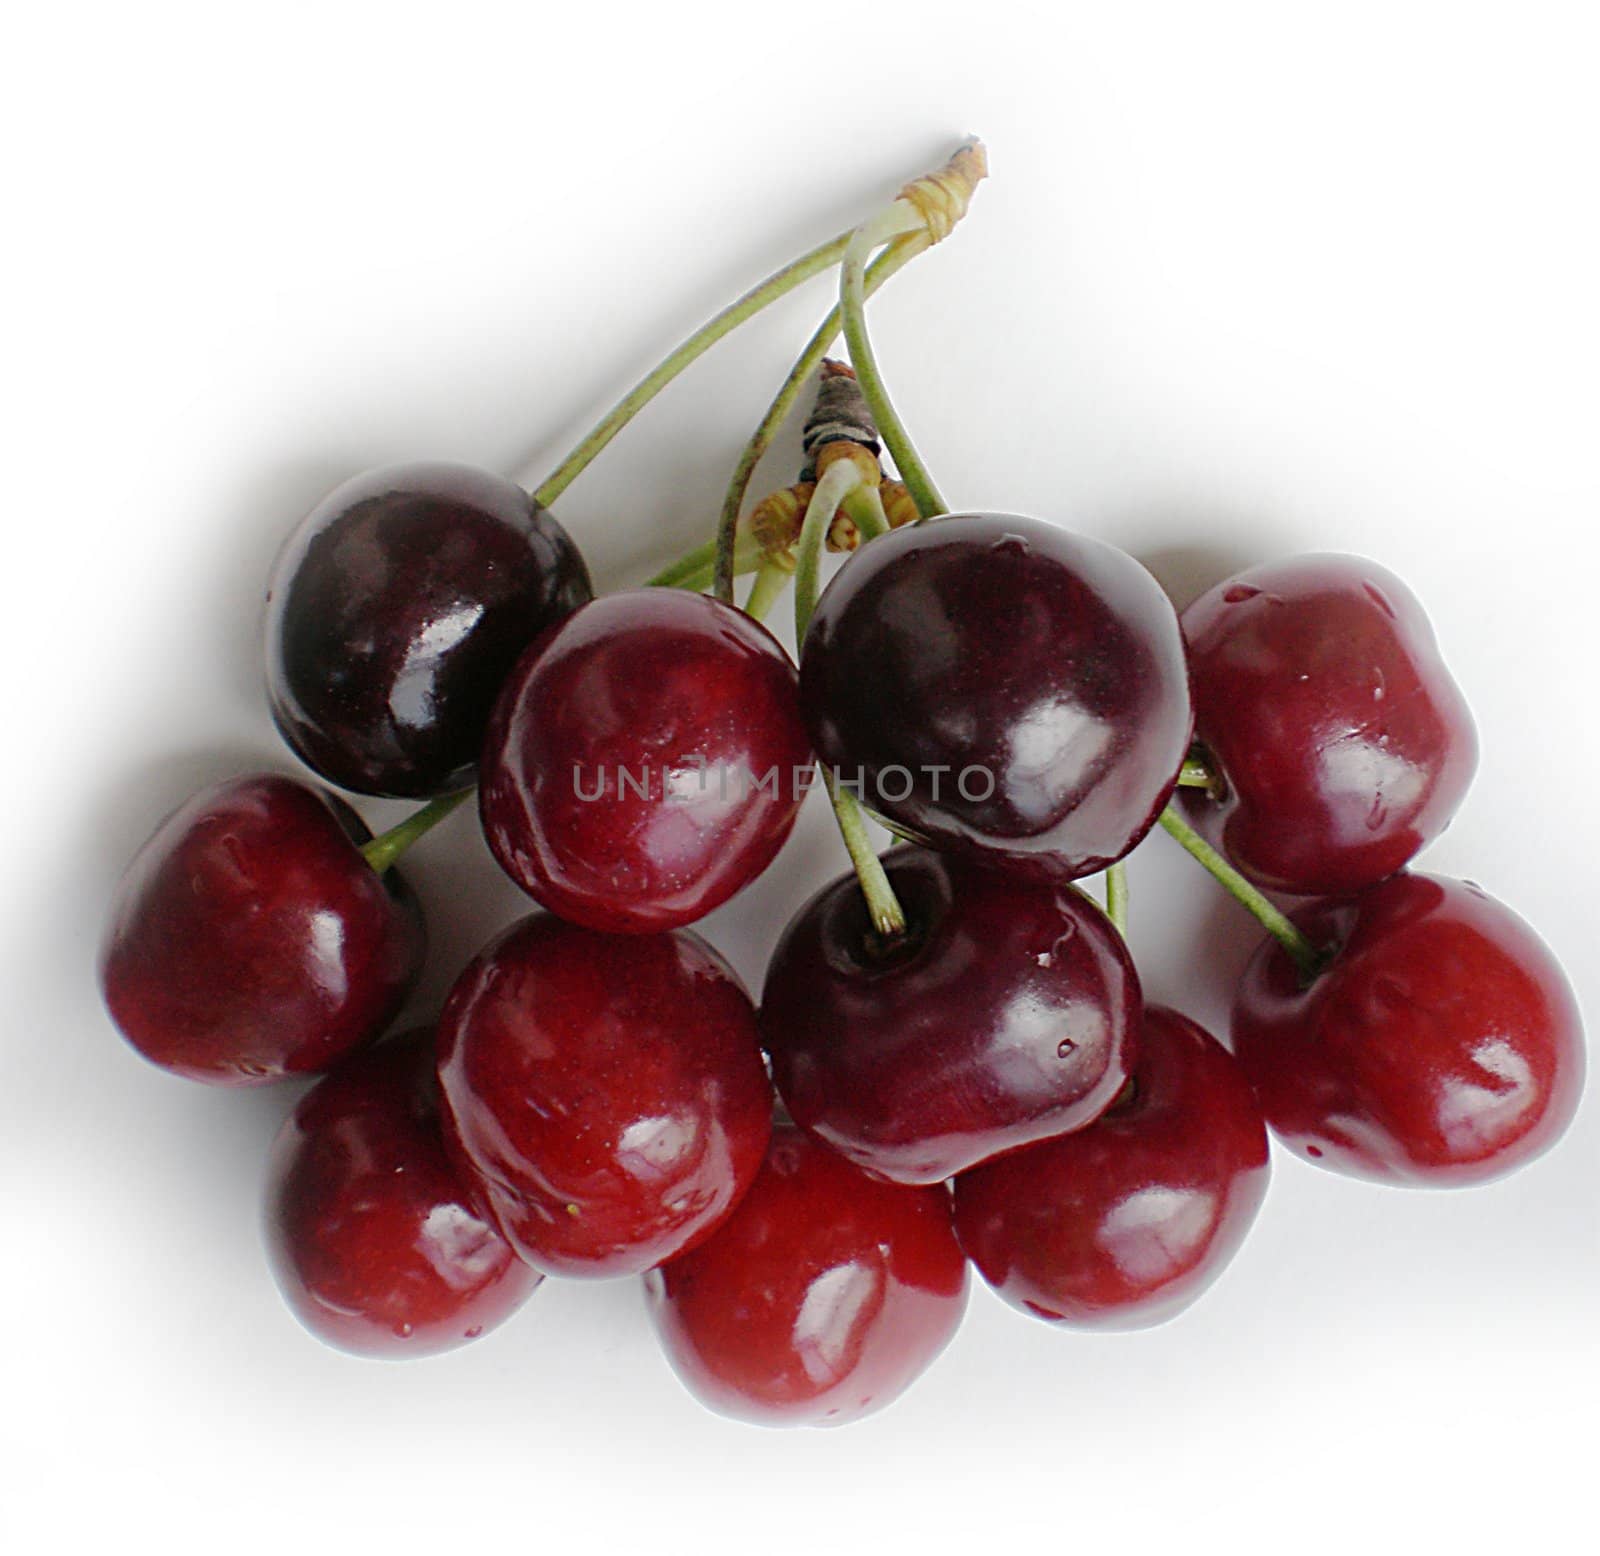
{"left": 360, "top": 789, "right": 472, "bottom": 875}
{"left": 1156, "top": 806, "right": 1326, "bottom": 981}
{"left": 531, "top": 229, "right": 857, "bottom": 510}
{"left": 713, "top": 232, "right": 931, "bottom": 602}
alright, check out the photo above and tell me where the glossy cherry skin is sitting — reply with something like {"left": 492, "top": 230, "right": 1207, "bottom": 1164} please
{"left": 761, "top": 846, "right": 1141, "bottom": 1184}
{"left": 436, "top": 914, "right": 772, "bottom": 1277}
{"left": 799, "top": 513, "right": 1191, "bottom": 881}
{"left": 1233, "top": 873, "right": 1584, "bottom": 1185}
{"left": 101, "top": 775, "right": 424, "bottom": 1085}
{"left": 478, "top": 589, "right": 812, "bottom": 933}
{"left": 1180, "top": 554, "right": 1477, "bottom": 895}
{"left": 644, "top": 1123, "right": 969, "bottom": 1427}
{"left": 954, "top": 1006, "right": 1269, "bottom": 1329}
{"left": 266, "top": 462, "right": 592, "bottom": 798}
{"left": 265, "top": 1029, "right": 540, "bottom": 1357}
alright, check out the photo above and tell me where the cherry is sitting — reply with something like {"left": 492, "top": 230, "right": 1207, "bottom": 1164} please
{"left": 266, "top": 462, "right": 592, "bottom": 798}
{"left": 644, "top": 1122, "right": 968, "bottom": 1426}
{"left": 479, "top": 588, "right": 812, "bottom": 933}
{"left": 1180, "top": 554, "right": 1477, "bottom": 895}
{"left": 265, "top": 1029, "right": 539, "bottom": 1356}
{"left": 954, "top": 1005, "right": 1269, "bottom": 1328}
{"left": 798, "top": 513, "right": 1191, "bottom": 881}
{"left": 1233, "top": 872, "right": 1584, "bottom": 1185}
{"left": 436, "top": 914, "right": 772, "bottom": 1276}
{"left": 101, "top": 774, "right": 424, "bottom": 1085}
{"left": 761, "top": 845, "right": 1140, "bottom": 1184}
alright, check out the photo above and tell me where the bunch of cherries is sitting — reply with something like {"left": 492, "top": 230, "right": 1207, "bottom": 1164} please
{"left": 100, "top": 143, "right": 1585, "bottom": 1427}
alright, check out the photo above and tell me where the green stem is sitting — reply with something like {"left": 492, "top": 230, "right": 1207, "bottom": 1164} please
{"left": 791, "top": 453, "right": 905, "bottom": 941}
{"left": 825, "top": 776, "right": 907, "bottom": 941}
{"left": 1157, "top": 806, "right": 1326, "bottom": 981}
{"left": 840, "top": 483, "right": 891, "bottom": 541}
{"left": 793, "top": 459, "right": 864, "bottom": 643}
{"left": 360, "top": 790, "right": 472, "bottom": 875}
{"left": 1104, "top": 861, "right": 1129, "bottom": 936}
{"left": 532, "top": 229, "right": 855, "bottom": 510}
{"left": 712, "top": 232, "right": 931, "bottom": 602}
{"left": 840, "top": 208, "right": 948, "bottom": 519}
{"left": 646, "top": 533, "right": 765, "bottom": 590}
{"left": 742, "top": 558, "right": 791, "bottom": 622}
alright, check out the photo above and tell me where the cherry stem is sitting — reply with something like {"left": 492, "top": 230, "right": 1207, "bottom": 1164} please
{"left": 531, "top": 229, "right": 856, "bottom": 511}
{"left": 826, "top": 776, "right": 908, "bottom": 942}
{"left": 1174, "top": 751, "right": 1227, "bottom": 800}
{"left": 840, "top": 483, "right": 891, "bottom": 541}
{"left": 793, "top": 459, "right": 865, "bottom": 641}
{"left": 712, "top": 232, "right": 931, "bottom": 602}
{"left": 360, "top": 789, "right": 472, "bottom": 875}
{"left": 786, "top": 453, "right": 906, "bottom": 938}
{"left": 840, "top": 207, "right": 949, "bottom": 520}
{"left": 1104, "top": 860, "right": 1129, "bottom": 935}
{"left": 1156, "top": 806, "right": 1326, "bottom": 981}
{"left": 742, "top": 557, "right": 791, "bottom": 622}
{"left": 647, "top": 533, "right": 763, "bottom": 591}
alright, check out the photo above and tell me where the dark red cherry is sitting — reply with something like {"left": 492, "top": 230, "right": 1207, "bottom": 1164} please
{"left": 761, "top": 845, "right": 1140, "bottom": 1184}
{"left": 265, "top": 1029, "right": 540, "bottom": 1357}
{"left": 1180, "top": 554, "right": 1476, "bottom": 895}
{"left": 644, "top": 1123, "right": 969, "bottom": 1427}
{"left": 798, "top": 513, "right": 1191, "bottom": 881}
{"left": 436, "top": 914, "right": 772, "bottom": 1276}
{"left": 1233, "top": 873, "right": 1584, "bottom": 1185}
{"left": 954, "top": 1006, "right": 1269, "bottom": 1328}
{"left": 266, "top": 462, "right": 592, "bottom": 798}
{"left": 101, "top": 775, "right": 424, "bottom": 1085}
{"left": 479, "top": 588, "right": 812, "bottom": 933}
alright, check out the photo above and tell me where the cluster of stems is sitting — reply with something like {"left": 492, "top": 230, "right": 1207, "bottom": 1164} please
{"left": 358, "top": 138, "right": 1326, "bottom": 981}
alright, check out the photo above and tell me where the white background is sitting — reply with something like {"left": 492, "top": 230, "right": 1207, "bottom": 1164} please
{"left": 5, "top": 2, "right": 1596, "bottom": 1550}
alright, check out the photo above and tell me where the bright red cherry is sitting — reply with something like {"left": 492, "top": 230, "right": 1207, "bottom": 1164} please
{"left": 799, "top": 513, "right": 1191, "bottom": 881}
{"left": 1180, "top": 554, "right": 1477, "bottom": 895}
{"left": 761, "top": 846, "right": 1141, "bottom": 1184}
{"left": 436, "top": 915, "right": 772, "bottom": 1276}
{"left": 101, "top": 775, "right": 424, "bottom": 1085}
{"left": 644, "top": 1123, "right": 969, "bottom": 1427}
{"left": 479, "top": 589, "right": 813, "bottom": 933}
{"left": 954, "top": 1006, "right": 1269, "bottom": 1328}
{"left": 265, "top": 1029, "right": 540, "bottom": 1357}
{"left": 266, "top": 462, "right": 592, "bottom": 798}
{"left": 1233, "top": 873, "right": 1584, "bottom": 1185}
